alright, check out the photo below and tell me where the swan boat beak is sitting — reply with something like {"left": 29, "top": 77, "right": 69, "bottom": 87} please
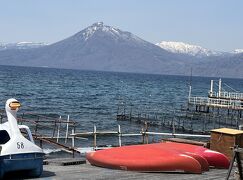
{"left": 9, "top": 101, "right": 21, "bottom": 110}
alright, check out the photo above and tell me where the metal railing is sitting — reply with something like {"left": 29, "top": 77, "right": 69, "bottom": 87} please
{"left": 189, "top": 97, "right": 243, "bottom": 110}
{"left": 71, "top": 124, "right": 210, "bottom": 150}
{"left": 209, "top": 91, "right": 243, "bottom": 100}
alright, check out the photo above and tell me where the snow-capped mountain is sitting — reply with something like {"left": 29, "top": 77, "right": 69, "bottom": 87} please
{"left": 0, "top": 42, "right": 47, "bottom": 51}
{"left": 156, "top": 41, "right": 222, "bottom": 57}
{"left": 234, "top": 49, "right": 243, "bottom": 54}
{"left": 66, "top": 22, "right": 148, "bottom": 45}
{"left": 0, "top": 22, "right": 242, "bottom": 78}
{"left": 0, "top": 22, "right": 178, "bottom": 74}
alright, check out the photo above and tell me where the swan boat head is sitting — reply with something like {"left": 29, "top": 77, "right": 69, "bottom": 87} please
{"left": 1, "top": 98, "right": 43, "bottom": 155}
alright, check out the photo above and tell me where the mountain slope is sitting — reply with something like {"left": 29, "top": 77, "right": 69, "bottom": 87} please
{"left": 193, "top": 52, "right": 243, "bottom": 77}
{"left": 0, "top": 22, "right": 191, "bottom": 75}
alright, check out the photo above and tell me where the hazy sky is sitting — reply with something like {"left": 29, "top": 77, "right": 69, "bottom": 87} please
{"left": 0, "top": 0, "right": 242, "bottom": 51}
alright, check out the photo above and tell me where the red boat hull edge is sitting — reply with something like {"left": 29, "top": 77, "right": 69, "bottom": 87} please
{"left": 86, "top": 144, "right": 203, "bottom": 173}
{"left": 162, "top": 142, "right": 230, "bottom": 169}
{"left": 183, "top": 152, "right": 209, "bottom": 171}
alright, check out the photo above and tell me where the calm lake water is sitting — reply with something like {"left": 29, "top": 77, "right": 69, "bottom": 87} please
{"left": 1, "top": 65, "right": 243, "bottom": 147}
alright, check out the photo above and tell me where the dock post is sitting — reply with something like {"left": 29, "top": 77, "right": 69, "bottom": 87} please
{"left": 172, "top": 111, "right": 175, "bottom": 129}
{"left": 94, "top": 125, "right": 97, "bottom": 150}
{"left": 39, "top": 139, "right": 42, "bottom": 148}
{"left": 118, "top": 125, "right": 121, "bottom": 147}
{"left": 52, "top": 116, "right": 57, "bottom": 138}
{"left": 190, "top": 116, "right": 193, "bottom": 131}
{"left": 72, "top": 149, "right": 75, "bottom": 158}
{"left": 71, "top": 129, "right": 75, "bottom": 148}
{"left": 57, "top": 116, "right": 61, "bottom": 143}
{"left": 172, "top": 121, "right": 175, "bottom": 137}
{"left": 141, "top": 128, "right": 145, "bottom": 144}
{"left": 35, "top": 121, "right": 38, "bottom": 136}
{"left": 65, "top": 115, "right": 70, "bottom": 144}
{"left": 145, "top": 122, "right": 149, "bottom": 144}
{"left": 218, "top": 78, "right": 222, "bottom": 97}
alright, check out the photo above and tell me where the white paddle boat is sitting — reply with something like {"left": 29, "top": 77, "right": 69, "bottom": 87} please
{"left": 0, "top": 98, "right": 44, "bottom": 178}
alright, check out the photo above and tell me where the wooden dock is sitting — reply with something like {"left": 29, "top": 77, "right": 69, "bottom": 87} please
{"left": 17, "top": 160, "right": 236, "bottom": 180}
{"left": 1, "top": 157, "right": 236, "bottom": 179}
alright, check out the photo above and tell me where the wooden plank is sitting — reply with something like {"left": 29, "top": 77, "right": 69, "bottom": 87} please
{"left": 44, "top": 158, "right": 86, "bottom": 166}
{"left": 33, "top": 134, "right": 80, "bottom": 154}
{"left": 71, "top": 131, "right": 118, "bottom": 137}
{"left": 162, "top": 138, "right": 209, "bottom": 147}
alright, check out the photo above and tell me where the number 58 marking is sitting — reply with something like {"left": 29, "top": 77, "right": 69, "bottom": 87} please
{"left": 17, "top": 142, "right": 24, "bottom": 149}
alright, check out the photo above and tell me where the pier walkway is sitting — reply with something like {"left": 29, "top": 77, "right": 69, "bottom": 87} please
{"left": 32, "top": 163, "right": 234, "bottom": 180}
{"left": 3, "top": 158, "right": 235, "bottom": 180}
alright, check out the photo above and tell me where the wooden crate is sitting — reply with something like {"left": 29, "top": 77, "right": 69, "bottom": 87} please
{"left": 210, "top": 128, "right": 243, "bottom": 160}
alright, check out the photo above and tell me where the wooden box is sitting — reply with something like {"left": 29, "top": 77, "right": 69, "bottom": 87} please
{"left": 210, "top": 128, "right": 243, "bottom": 160}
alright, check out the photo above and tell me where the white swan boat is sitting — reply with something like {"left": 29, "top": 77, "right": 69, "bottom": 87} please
{"left": 0, "top": 98, "right": 44, "bottom": 178}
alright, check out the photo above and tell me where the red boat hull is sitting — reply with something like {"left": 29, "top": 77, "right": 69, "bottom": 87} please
{"left": 86, "top": 143, "right": 203, "bottom": 173}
